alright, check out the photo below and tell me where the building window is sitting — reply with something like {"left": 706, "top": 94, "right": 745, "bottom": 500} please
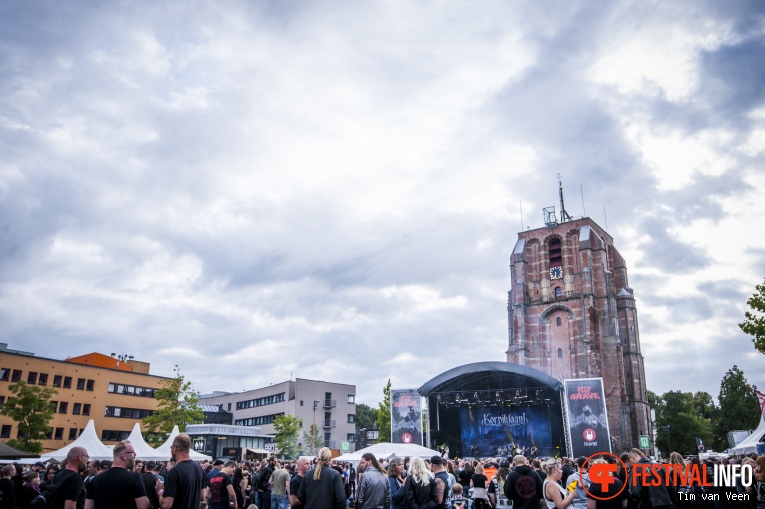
{"left": 68, "top": 428, "right": 78, "bottom": 440}
{"left": 38, "top": 373, "right": 48, "bottom": 385}
{"left": 83, "top": 404, "right": 91, "bottom": 416}
{"left": 59, "top": 402, "right": 68, "bottom": 414}
{"left": 63, "top": 377, "right": 72, "bottom": 389}
{"left": 347, "top": 433, "right": 355, "bottom": 442}
{"left": 11, "top": 370, "right": 21, "bottom": 382}
{"left": 0, "top": 425, "right": 10, "bottom": 438}
{"left": 300, "top": 401, "right": 303, "bottom": 406}
{"left": 234, "top": 413, "right": 284, "bottom": 427}
{"left": 86, "top": 379, "right": 94, "bottom": 391}
{"left": 0, "top": 369, "right": 8, "bottom": 381}
{"left": 558, "top": 348, "right": 563, "bottom": 358}
{"left": 54, "top": 427, "right": 64, "bottom": 440}
{"left": 556, "top": 317, "right": 562, "bottom": 326}
{"left": 101, "top": 430, "right": 130, "bottom": 441}
{"left": 348, "top": 395, "right": 355, "bottom": 404}
{"left": 235, "top": 392, "right": 286, "bottom": 410}
{"left": 77, "top": 378, "right": 85, "bottom": 390}
{"left": 16, "top": 428, "right": 25, "bottom": 438}
{"left": 27, "top": 372, "right": 38, "bottom": 384}
{"left": 0, "top": 396, "right": 4, "bottom": 406}
{"left": 73, "top": 403, "right": 81, "bottom": 415}
{"left": 348, "top": 414, "right": 355, "bottom": 423}
{"left": 50, "top": 401, "right": 58, "bottom": 413}
{"left": 108, "top": 383, "right": 156, "bottom": 398}
{"left": 43, "top": 428, "right": 51, "bottom": 439}
{"left": 53, "top": 375, "right": 62, "bottom": 387}
{"left": 227, "top": 403, "right": 231, "bottom": 411}
{"left": 104, "top": 406, "right": 154, "bottom": 419}
{"left": 554, "top": 287, "right": 563, "bottom": 298}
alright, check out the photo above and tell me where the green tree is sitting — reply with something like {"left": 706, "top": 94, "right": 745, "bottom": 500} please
{"left": 692, "top": 391, "right": 717, "bottom": 421}
{"left": 302, "top": 423, "right": 322, "bottom": 455}
{"left": 712, "top": 365, "right": 760, "bottom": 449}
{"left": 355, "top": 403, "right": 378, "bottom": 430}
{"left": 653, "top": 390, "right": 713, "bottom": 456}
{"left": 0, "top": 381, "right": 57, "bottom": 453}
{"left": 142, "top": 366, "right": 204, "bottom": 446}
{"left": 740, "top": 278, "right": 765, "bottom": 353}
{"left": 273, "top": 414, "right": 302, "bottom": 458}
{"left": 376, "top": 379, "right": 391, "bottom": 443}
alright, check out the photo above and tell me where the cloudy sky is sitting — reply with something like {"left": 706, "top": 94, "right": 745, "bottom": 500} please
{"left": 1, "top": 1, "right": 764, "bottom": 408}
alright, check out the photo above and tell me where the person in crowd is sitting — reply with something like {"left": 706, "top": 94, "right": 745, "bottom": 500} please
{"left": 451, "top": 484, "right": 470, "bottom": 509}
{"left": 270, "top": 461, "right": 290, "bottom": 509}
{"left": 289, "top": 457, "right": 310, "bottom": 509}
{"left": 504, "top": 455, "right": 543, "bottom": 509}
{"left": 387, "top": 458, "right": 406, "bottom": 509}
{"left": 0, "top": 464, "right": 16, "bottom": 509}
{"left": 141, "top": 462, "right": 162, "bottom": 509}
{"left": 297, "top": 448, "right": 345, "bottom": 509}
{"left": 52, "top": 446, "right": 89, "bottom": 509}
{"left": 209, "top": 460, "right": 238, "bottom": 509}
{"left": 357, "top": 453, "right": 390, "bottom": 509}
{"left": 542, "top": 459, "right": 575, "bottom": 509}
{"left": 565, "top": 458, "right": 590, "bottom": 509}
{"left": 404, "top": 456, "right": 438, "bottom": 509}
{"left": 470, "top": 463, "right": 490, "bottom": 509}
{"left": 19, "top": 471, "right": 42, "bottom": 509}
{"left": 430, "top": 456, "right": 451, "bottom": 509}
{"left": 85, "top": 440, "right": 148, "bottom": 509}
{"left": 488, "top": 460, "right": 510, "bottom": 509}
{"left": 159, "top": 433, "right": 207, "bottom": 509}
{"left": 627, "top": 448, "right": 674, "bottom": 509}
{"left": 584, "top": 458, "right": 627, "bottom": 509}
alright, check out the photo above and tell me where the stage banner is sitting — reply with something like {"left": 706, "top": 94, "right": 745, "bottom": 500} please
{"left": 391, "top": 389, "right": 423, "bottom": 445}
{"left": 459, "top": 405, "right": 552, "bottom": 458}
{"left": 563, "top": 378, "right": 611, "bottom": 457}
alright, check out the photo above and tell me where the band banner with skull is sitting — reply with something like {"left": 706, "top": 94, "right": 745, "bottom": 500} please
{"left": 391, "top": 389, "right": 423, "bottom": 445}
{"left": 563, "top": 378, "right": 611, "bottom": 457}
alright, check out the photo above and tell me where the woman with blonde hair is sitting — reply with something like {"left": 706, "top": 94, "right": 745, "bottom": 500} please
{"left": 471, "top": 463, "right": 491, "bottom": 508}
{"left": 404, "top": 457, "right": 437, "bottom": 509}
{"left": 543, "top": 459, "right": 576, "bottom": 509}
{"left": 297, "top": 447, "right": 346, "bottom": 509}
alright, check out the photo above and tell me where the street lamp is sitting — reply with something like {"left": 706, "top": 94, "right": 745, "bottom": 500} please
{"left": 663, "top": 425, "right": 671, "bottom": 454}
{"left": 312, "top": 400, "right": 320, "bottom": 455}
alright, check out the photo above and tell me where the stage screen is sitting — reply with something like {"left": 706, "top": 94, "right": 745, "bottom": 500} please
{"left": 459, "top": 405, "right": 553, "bottom": 457}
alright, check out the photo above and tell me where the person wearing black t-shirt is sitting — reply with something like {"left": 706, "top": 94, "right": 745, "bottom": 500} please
{"left": 53, "top": 446, "right": 89, "bottom": 509}
{"left": 159, "top": 434, "right": 206, "bottom": 509}
{"left": 289, "top": 458, "right": 310, "bottom": 509}
{"left": 85, "top": 440, "right": 148, "bottom": 509}
{"left": 0, "top": 464, "right": 16, "bottom": 509}
{"left": 209, "top": 461, "right": 237, "bottom": 509}
{"left": 585, "top": 459, "right": 627, "bottom": 509}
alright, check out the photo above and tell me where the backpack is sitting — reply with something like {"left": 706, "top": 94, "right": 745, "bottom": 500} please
{"left": 452, "top": 499, "right": 468, "bottom": 509}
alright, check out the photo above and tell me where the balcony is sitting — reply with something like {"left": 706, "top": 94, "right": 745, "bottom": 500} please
{"left": 323, "top": 399, "right": 336, "bottom": 408}
{"left": 323, "top": 419, "right": 336, "bottom": 429}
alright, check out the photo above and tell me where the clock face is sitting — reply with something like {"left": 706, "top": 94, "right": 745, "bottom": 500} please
{"left": 550, "top": 266, "right": 563, "bottom": 280}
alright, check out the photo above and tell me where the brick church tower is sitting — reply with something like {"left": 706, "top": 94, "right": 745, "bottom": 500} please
{"left": 506, "top": 199, "right": 652, "bottom": 451}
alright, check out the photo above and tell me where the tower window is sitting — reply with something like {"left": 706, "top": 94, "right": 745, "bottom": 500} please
{"left": 558, "top": 348, "right": 563, "bottom": 358}
{"left": 555, "top": 287, "right": 563, "bottom": 298}
{"left": 549, "top": 238, "right": 562, "bottom": 268}
{"left": 556, "top": 317, "right": 562, "bottom": 326}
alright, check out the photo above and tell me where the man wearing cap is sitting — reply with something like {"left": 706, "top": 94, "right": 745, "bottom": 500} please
{"left": 430, "top": 456, "right": 449, "bottom": 509}
{"left": 32, "top": 462, "right": 46, "bottom": 474}
{"left": 85, "top": 440, "right": 148, "bottom": 509}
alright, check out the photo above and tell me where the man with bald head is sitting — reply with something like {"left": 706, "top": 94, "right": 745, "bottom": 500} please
{"left": 85, "top": 440, "right": 149, "bottom": 509}
{"left": 51, "top": 446, "right": 89, "bottom": 509}
{"left": 159, "top": 433, "right": 206, "bottom": 509}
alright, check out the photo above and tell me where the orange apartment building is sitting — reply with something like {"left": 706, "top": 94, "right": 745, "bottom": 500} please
{"left": 0, "top": 343, "right": 171, "bottom": 453}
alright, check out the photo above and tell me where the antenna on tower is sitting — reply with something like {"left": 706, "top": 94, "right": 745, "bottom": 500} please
{"left": 558, "top": 170, "right": 573, "bottom": 223}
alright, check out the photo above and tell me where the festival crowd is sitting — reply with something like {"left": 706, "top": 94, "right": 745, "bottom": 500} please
{"left": 1, "top": 438, "right": 765, "bottom": 509}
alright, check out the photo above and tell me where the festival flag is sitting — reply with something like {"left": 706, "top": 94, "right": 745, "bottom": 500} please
{"left": 696, "top": 437, "right": 705, "bottom": 453}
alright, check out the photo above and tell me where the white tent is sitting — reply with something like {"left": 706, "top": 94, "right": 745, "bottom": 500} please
{"left": 154, "top": 425, "right": 212, "bottom": 461}
{"left": 729, "top": 418, "right": 765, "bottom": 455}
{"left": 126, "top": 423, "right": 169, "bottom": 461}
{"left": 44, "top": 420, "right": 114, "bottom": 461}
{"left": 335, "top": 442, "right": 441, "bottom": 462}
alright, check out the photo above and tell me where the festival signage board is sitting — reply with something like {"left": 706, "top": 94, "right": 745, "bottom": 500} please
{"left": 391, "top": 389, "right": 423, "bottom": 445}
{"left": 563, "top": 378, "right": 611, "bottom": 457}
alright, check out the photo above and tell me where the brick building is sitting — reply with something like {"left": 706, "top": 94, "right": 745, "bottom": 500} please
{"left": 505, "top": 216, "right": 652, "bottom": 451}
